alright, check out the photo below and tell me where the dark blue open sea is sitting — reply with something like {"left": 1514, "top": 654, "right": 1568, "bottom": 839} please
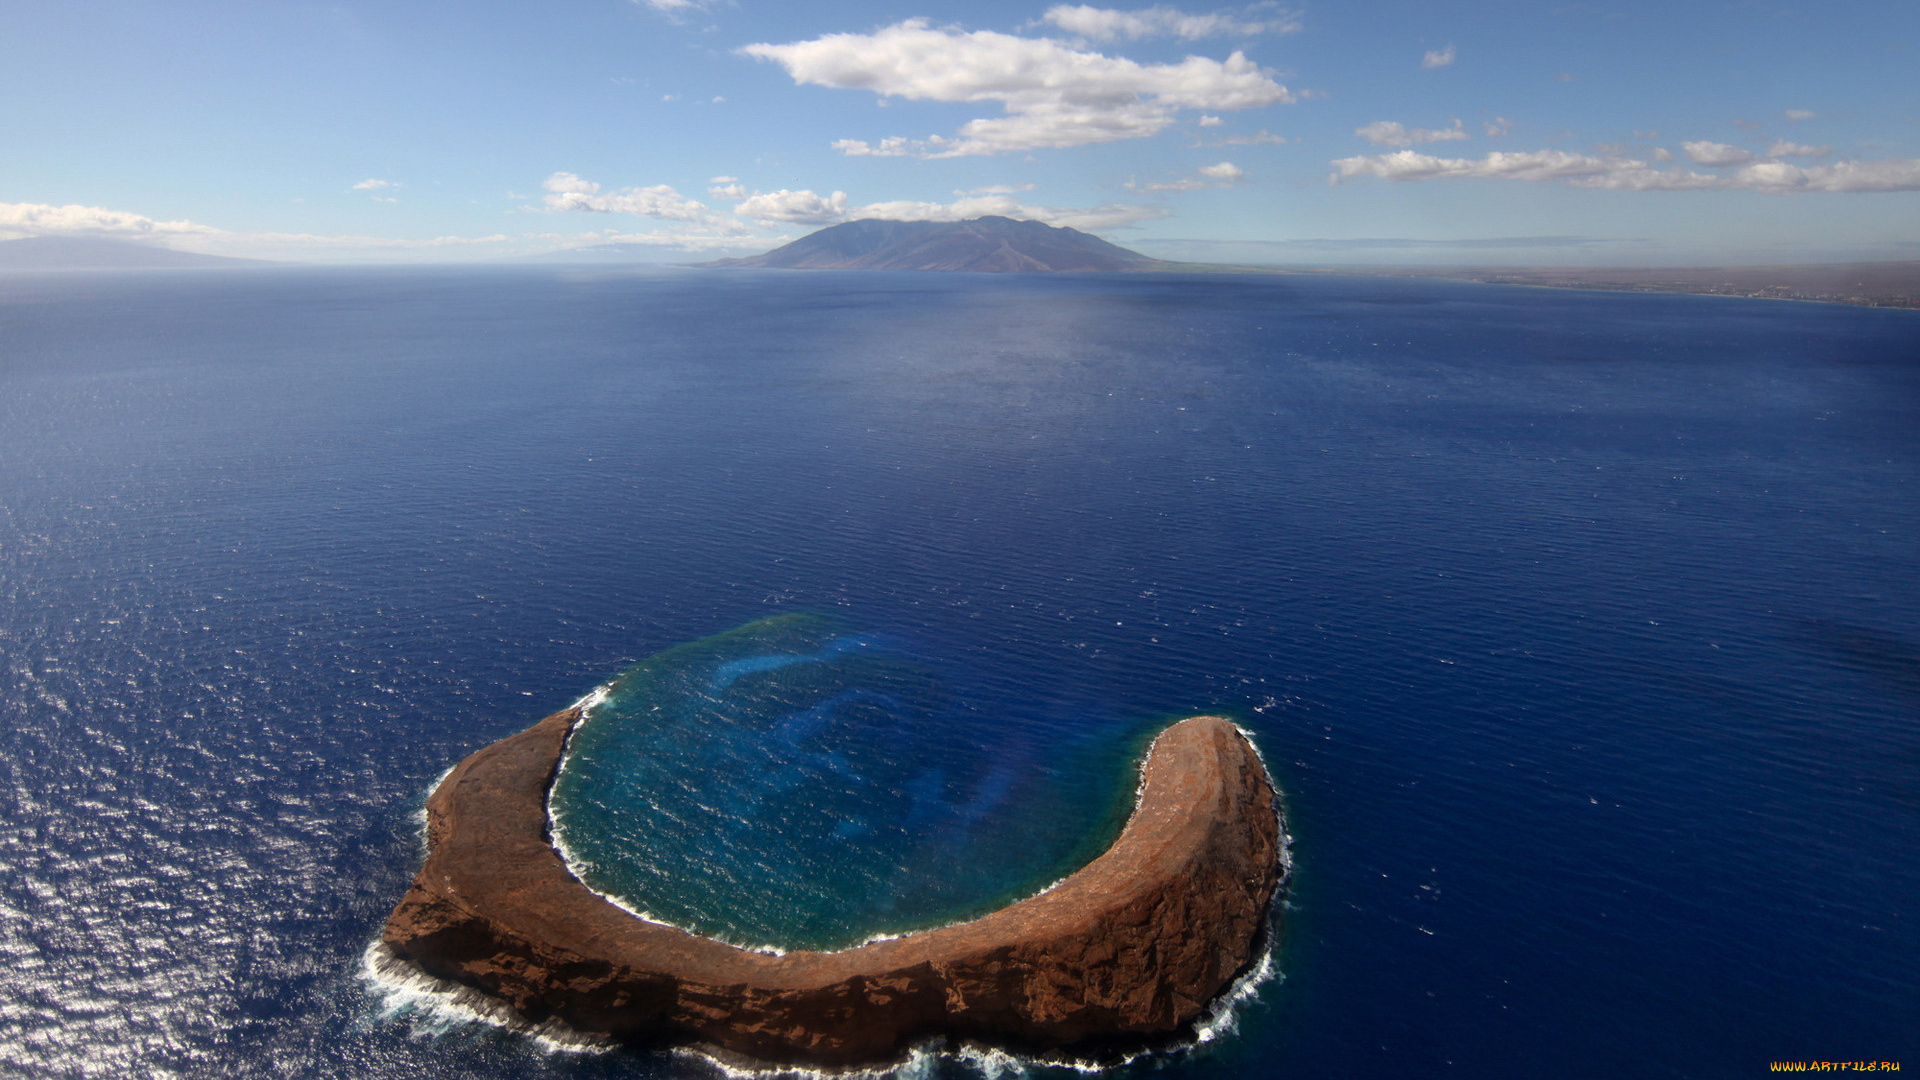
{"left": 0, "top": 266, "right": 1914, "bottom": 1078}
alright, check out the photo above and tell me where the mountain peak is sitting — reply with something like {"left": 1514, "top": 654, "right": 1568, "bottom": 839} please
{"left": 708, "top": 217, "right": 1160, "bottom": 273}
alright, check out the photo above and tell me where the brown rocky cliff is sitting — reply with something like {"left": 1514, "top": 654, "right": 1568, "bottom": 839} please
{"left": 382, "top": 711, "right": 1282, "bottom": 1065}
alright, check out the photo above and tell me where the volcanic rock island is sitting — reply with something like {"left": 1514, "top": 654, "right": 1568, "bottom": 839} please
{"left": 382, "top": 709, "right": 1283, "bottom": 1066}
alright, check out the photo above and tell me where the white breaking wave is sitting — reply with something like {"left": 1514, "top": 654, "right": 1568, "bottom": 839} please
{"left": 570, "top": 682, "right": 613, "bottom": 714}
{"left": 358, "top": 940, "right": 613, "bottom": 1054}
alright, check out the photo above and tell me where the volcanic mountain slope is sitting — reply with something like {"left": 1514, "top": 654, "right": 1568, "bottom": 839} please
{"left": 710, "top": 216, "right": 1162, "bottom": 273}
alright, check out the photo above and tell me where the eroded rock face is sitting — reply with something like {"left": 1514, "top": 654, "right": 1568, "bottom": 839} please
{"left": 382, "top": 711, "right": 1282, "bottom": 1066}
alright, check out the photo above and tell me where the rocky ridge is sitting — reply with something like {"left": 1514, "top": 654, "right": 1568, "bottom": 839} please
{"left": 382, "top": 711, "right": 1282, "bottom": 1066}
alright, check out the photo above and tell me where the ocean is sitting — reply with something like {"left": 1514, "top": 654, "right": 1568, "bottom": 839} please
{"left": 0, "top": 266, "right": 1913, "bottom": 1078}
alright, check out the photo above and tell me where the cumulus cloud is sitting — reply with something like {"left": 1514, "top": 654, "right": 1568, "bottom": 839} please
{"left": 1715, "top": 159, "right": 1920, "bottom": 193}
{"left": 1356, "top": 119, "right": 1469, "bottom": 147}
{"left": 1198, "top": 114, "right": 1224, "bottom": 126}
{"left": 0, "top": 193, "right": 774, "bottom": 261}
{"left": 351, "top": 179, "right": 396, "bottom": 191}
{"left": 708, "top": 182, "right": 749, "bottom": 199}
{"left": 1130, "top": 160, "right": 1245, "bottom": 190}
{"left": 1332, "top": 149, "right": 1619, "bottom": 184}
{"left": 540, "top": 171, "right": 713, "bottom": 220}
{"left": 1682, "top": 141, "right": 1754, "bottom": 167}
{"left": 742, "top": 19, "right": 1293, "bottom": 157}
{"left": 726, "top": 187, "right": 1169, "bottom": 232}
{"left": 0, "top": 201, "right": 218, "bottom": 241}
{"left": 0, "top": 199, "right": 541, "bottom": 261}
{"left": 733, "top": 189, "right": 853, "bottom": 225}
{"left": 1330, "top": 148, "right": 1920, "bottom": 193}
{"left": 1038, "top": 4, "right": 1301, "bottom": 41}
{"left": 1421, "top": 44, "right": 1456, "bottom": 69}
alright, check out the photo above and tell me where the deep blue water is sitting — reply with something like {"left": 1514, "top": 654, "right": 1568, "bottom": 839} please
{"left": 0, "top": 266, "right": 1914, "bottom": 1078}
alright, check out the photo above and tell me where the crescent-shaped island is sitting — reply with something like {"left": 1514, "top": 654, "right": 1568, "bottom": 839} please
{"left": 382, "top": 709, "right": 1283, "bottom": 1066}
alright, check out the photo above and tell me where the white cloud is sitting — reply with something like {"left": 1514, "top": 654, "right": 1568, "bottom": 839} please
{"left": 542, "top": 227, "right": 774, "bottom": 253}
{"left": 733, "top": 189, "right": 853, "bottom": 225}
{"left": 1038, "top": 4, "right": 1301, "bottom": 42}
{"left": 728, "top": 188, "right": 1169, "bottom": 232}
{"left": 1356, "top": 119, "right": 1469, "bottom": 147}
{"left": 1198, "top": 114, "right": 1224, "bottom": 126}
{"left": 1331, "top": 148, "right": 1920, "bottom": 193}
{"left": 540, "top": 171, "right": 712, "bottom": 220}
{"left": 631, "top": 0, "right": 711, "bottom": 15}
{"left": 0, "top": 201, "right": 217, "bottom": 240}
{"left": 351, "top": 179, "right": 396, "bottom": 191}
{"left": 960, "top": 183, "right": 1037, "bottom": 195}
{"left": 1196, "top": 128, "right": 1287, "bottom": 146}
{"left": 1720, "top": 159, "right": 1920, "bottom": 193}
{"left": 1682, "top": 140, "right": 1754, "bottom": 167}
{"left": 709, "top": 175, "right": 739, "bottom": 184}
{"left": 1785, "top": 109, "right": 1817, "bottom": 122}
{"left": 1765, "top": 140, "right": 1830, "bottom": 159}
{"left": 743, "top": 19, "right": 1293, "bottom": 157}
{"left": 708, "top": 183, "right": 749, "bottom": 199}
{"left": 0, "top": 194, "right": 774, "bottom": 261}
{"left": 1650, "top": 147, "right": 1674, "bottom": 161}
{"left": 1131, "top": 160, "right": 1245, "bottom": 191}
{"left": 1484, "top": 116, "right": 1512, "bottom": 137}
{"left": 1421, "top": 44, "right": 1456, "bottom": 69}
{"left": 1332, "top": 149, "right": 1618, "bottom": 184}
{"left": 0, "top": 199, "right": 540, "bottom": 260}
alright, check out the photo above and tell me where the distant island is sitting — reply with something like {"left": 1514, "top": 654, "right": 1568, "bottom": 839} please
{"left": 6, "top": 231, "right": 1912, "bottom": 309}
{"left": 1293, "top": 261, "right": 1920, "bottom": 311}
{"left": 706, "top": 216, "right": 1162, "bottom": 273}
{"left": 699, "top": 218, "right": 1920, "bottom": 308}
{"left": 0, "top": 236, "right": 264, "bottom": 271}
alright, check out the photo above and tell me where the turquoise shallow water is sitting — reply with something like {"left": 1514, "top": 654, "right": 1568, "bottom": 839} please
{"left": 550, "top": 613, "right": 1151, "bottom": 952}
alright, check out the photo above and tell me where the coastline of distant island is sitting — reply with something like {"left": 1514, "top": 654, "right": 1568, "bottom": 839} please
{"left": 699, "top": 218, "right": 1920, "bottom": 310}
{"left": 4, "top": 230, "right": 1914, "bottom": 310}
{"left": 1178, "top": 260, "right": 1920, "bottom": 311}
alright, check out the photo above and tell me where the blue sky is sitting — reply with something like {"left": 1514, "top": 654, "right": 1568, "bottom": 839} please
{"left": 3, "top": 0, "right": 1916, "bottom": 264}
